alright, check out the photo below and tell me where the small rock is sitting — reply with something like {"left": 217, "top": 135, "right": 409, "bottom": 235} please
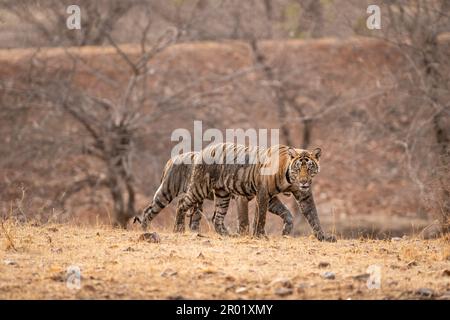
{"left": 391, "top": 237, "right": 402, "bottom": 242}
{"left": 297, "top": 283, "right": 311, "bottom": 290}
{"left": 318, "top": 261, "right": 330, "bottom": 268}
{"left": 275, "top": 287, "right": 293, "bottom": 297}
{"left": 197, "top": 252, "right": 205, "bottom": 259}
{"left": 3, "top": 260, "right": 17, "bottom": 266}
{"left": 160, "top": 268, "right": 177, "bottom": 277}
{"left": 83, "top": 285, "right": 96, "bottom": 292}
{"left": 322, "top": 271, "right": 336, "bottom": 280}
{"left": 47, "top": 227, "right": 59, "bottom": 232}
{"left": 353, "top": 273, "right": 370, "bottom": 282}
{"left": 138, "top": 232, "right": 161, "bottom": 243}
{"left": 235, "top": 287, "right": 248, "bottom": 294}
{"left": 192, "top": 233, "right": 207, "bottom": 239}
{"left": 202, "top": 240, "right": 213, "bottom": 247}
{"left": 224, "top": 275, "right": 236, "bottom": 282}
{"left": 51, "top": 248, "right": 63, "bottom": 254}
{"left": 407, "top": 260, "right": 418, "bottom": 268}
{"left": 270, "top": 277, "right": 293, "bottom": 288}
{"left": 124, "top": 247, "right": 135, "bottom": 252}
{"left": 416, "top": 288, "right": 434, "bottom": 298}
{"left": 442, "top": 269, "right": 450, "bottom": 277}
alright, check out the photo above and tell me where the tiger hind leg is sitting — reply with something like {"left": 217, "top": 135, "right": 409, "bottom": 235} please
{"left": 174, "top": 193, "right": 198, "bottom": 233}
{"left": 188, "top": 202, "right": 203, "bottom": 232}
{"left": 212, "top": 192, "right": 231, "bottom": 236}
{"left": 173, "top": 199, "right": 187, "bottom": 233}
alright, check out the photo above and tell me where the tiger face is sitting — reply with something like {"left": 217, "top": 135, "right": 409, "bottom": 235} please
{"left": 286, "top": 147, "right": 321, "bottom": 192}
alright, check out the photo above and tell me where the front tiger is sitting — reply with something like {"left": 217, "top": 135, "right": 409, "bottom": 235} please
{"left": 177, "top": 143, "right": 335, "bottom": 241}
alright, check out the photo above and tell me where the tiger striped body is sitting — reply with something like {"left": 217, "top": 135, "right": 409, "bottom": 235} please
{"left": 175, "top": 143, "right": 335, "bottom": 241}
{"left": 139, "top": 151, "right": 294, "bottom": 234}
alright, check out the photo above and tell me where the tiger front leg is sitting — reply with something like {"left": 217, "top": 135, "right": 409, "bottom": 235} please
{"left": 294, "top": 189, "right": 336, "bottom": 242}
{"left": 253, "top": 190, "right": 269, "bottom": 238}
{"left": 268, "top": 196, "right": 293, "bottom": 236}
{"left": 236, "top": 197, "right": 250, "bottom": 236}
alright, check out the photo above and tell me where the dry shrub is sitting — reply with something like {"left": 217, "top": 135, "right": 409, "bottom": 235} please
{"left": 0, "top": 218, "right": 17, "bottom": 251}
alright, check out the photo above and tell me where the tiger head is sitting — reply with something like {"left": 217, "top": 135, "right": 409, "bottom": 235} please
{"left": 286, "top": 147, "right": 321, "bottom": 192}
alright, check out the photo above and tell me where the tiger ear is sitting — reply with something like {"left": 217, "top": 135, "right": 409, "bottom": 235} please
{"left": 288, "top": 148, "right": 299, "bottom": 159}
{"left": 312, "top": 147, "right": 321, "bottom": 160}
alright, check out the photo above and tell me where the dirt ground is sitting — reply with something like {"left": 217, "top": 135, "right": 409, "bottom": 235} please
{"left": 0, "top": 221, "right": 449, "bottom": 300}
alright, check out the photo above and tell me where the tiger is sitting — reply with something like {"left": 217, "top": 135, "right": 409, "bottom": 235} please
{"left": 169, "top": 142, "right": 336, "bottom": 241}
{"left": 136, "top": 151, "right": 294, "bottom": 235}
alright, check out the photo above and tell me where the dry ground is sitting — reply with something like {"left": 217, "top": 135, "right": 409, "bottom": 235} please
{"left": 0, "top": 221, "right": 449, "bottom": 300}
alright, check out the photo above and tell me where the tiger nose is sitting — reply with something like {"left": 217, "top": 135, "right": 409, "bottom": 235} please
{"left": 299, "top": 183, "right": 310, "bottom": 190}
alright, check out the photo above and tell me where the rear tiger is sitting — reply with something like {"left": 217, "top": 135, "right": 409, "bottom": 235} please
{"left": 137, "top": 152, "right": 204, "bottom": 232}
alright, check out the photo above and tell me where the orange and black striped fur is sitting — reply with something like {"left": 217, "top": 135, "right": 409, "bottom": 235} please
{"left": 171, "top": 143, "right": 335, "bottom": 241}
{"left": 137, "top": 151, "right": 294, "bottom": 234}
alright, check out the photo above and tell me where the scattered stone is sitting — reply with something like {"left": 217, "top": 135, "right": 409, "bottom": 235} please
{"left": 47, "top": 227, "right": 59, "bottom": 232}
{"left": 275, "top": 287, "right": 293, "bottom": 297}
{"left": 235, "top": 287, "right": 248, "bottom": 294}
{"left": 270, "top": 277, "right": 293, "bottom": 288}
{"left": 407, "top": 260, "right": 418, "bottom": 268}
{"left": 202, "top": 240, "right": 213, "bottom": 247}
{"left": 442, "top": 269, "right": 450, "bottom": 277}
{"left": 160, "top": 268, "right": 177, "bottom": 277}
{"left": 388, "top": 281, "right": 399, "bottom": 287}
{"left": 297, "top": 283, "right": 310, "bottom": 291}
{"left": 416, "top": 288, "right": 434, "bottom": 298}
{"left": 391, "top": 237, "right": 402, "bottom": 242}
{"left": 318, "top": 261, "right": 330, "bottom": 268}
{"left": 3, "top": 259, "right": 17, "bottom": 266}
{"left": 138, "top": 232, "right": 161, "bottom": 243}
{"left": 197, "top": 252, "right": 205, "bottom": 259}
{"left": 224, "top": 275, "right": 236, "bottom": 282}
{"left": 51, "top": 248, "right": 63, "bottom": 254}
{"left": 322, "top": 271, "right": 336, "bottom": 280}
{"left": 192, "top": 233, "right": 207, "bottom": 239}
{"left": 352, "top": 273, "right": 370, "bottom": 282}
{"left": 83, "top": 285, "right": 96, "bottom": 292}
{"left": 124, "top": 246, "right": 135, "bottom": 252}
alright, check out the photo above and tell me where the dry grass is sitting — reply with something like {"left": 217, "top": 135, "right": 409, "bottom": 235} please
{"left": 0, "top": 221, "right": 449, "bottom": 300}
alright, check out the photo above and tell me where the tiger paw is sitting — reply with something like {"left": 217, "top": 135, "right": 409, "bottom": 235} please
{"left": 214, "top": 224, "right": 229, "bottom": 236}
{"left": 173, "top": 224, "right": 186, "bottom": 233}
{"left": 318, "top": 234, "right": 337, "bottom": 242}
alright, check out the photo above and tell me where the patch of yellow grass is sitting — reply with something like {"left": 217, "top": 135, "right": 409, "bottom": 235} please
{"left": 0, "top": 223, "right": 449, "bottom": 299}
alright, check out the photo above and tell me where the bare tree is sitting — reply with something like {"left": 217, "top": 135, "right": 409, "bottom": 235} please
{"left": 376, "top": 0, "right": 450, "bottom": 233}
